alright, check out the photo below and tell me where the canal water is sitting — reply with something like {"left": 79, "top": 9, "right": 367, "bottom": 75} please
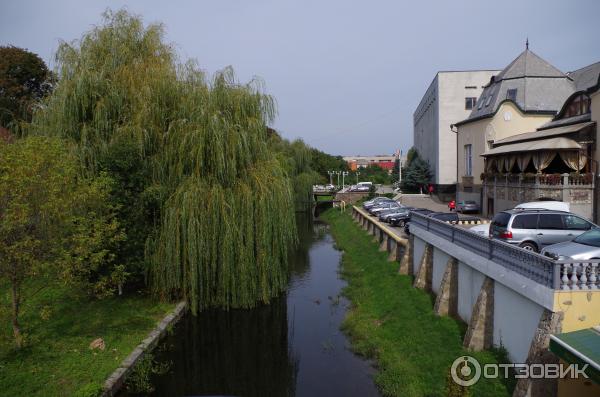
{"left": 147, "top": 215, "right": 380, "bottom": 396}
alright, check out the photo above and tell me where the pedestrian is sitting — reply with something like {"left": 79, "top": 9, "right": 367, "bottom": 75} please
{"left": 428, "top": 184, "right": 433, "bottom": 197}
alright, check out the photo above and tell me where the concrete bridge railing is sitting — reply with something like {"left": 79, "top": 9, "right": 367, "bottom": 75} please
{"left": 351, "top": 206, "right": 600, "bottom": 397}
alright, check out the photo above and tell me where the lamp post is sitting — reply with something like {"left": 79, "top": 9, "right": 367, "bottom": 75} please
{"left": 356, "top": 171, "right": 360, "bottom": 184}
{"left": 327, "top": 171, "right": 334, "bottom": 185}
{"left": 336, "top": 171, "right": 341, "bottom": 187}
{"left": 342, "top": 171, "right": 349, "bottom": 189}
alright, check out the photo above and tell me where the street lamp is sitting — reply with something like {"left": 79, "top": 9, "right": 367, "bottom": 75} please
{"left": 335, "top": 171, "right": 341, "bottom": 187}
{"left": 356, "top": 171, "right": 360, "bottom": 184}
{"left": 342, "top": 171, "right": 349, "bottom": 189}
{"left": 327, "top": 171, "right": 334, "bottom": 185}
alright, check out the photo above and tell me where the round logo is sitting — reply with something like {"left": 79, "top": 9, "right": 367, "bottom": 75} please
{"left": 451, "top": 356, "right": 482, "bottom": 387}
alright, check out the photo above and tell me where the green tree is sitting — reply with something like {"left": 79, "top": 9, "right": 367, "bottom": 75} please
{"left": 0, "top": 137, "right": 119, "bottom": 347}
{"left": 0, "top": 46, "right": 53, "bottom": 128}
{"left": 401, "top": 149, "right": 432, "bottom": 193}
{"left": 28, "top": 10, "right": 297, "bottom": 313}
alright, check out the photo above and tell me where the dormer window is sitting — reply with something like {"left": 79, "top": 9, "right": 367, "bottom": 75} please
{"left": 564, "top": 94, "right": 591, "bottom": 118}
{"left": 485, "top": 94, "right": 493, "bottom": 107}
{"left": 478, "top": 97, "right": 485, "bottom": 110}
{"left": 506, "top": 89, "right": 517, "bottom": 102}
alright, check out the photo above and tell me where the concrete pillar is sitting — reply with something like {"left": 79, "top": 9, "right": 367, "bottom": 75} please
{"left": 463, "top": 276, "right": 494, "bottom": 351}
{"left": 434, "top": 257, "right": 458, "bottom": 317}
{"left": 379, "top": 233, "right": 389, "bottom": 252}
{"left": 398, "top": 235, "right": 414, "bottom": 275}
{"left": 388, "top": 240, "right": 398, "bottom": 262}
{"left": 513, "top": 310, "right": 563, "bottom": 397}
{"left": 413, "top": 243, "right": 433, "bottom": 291}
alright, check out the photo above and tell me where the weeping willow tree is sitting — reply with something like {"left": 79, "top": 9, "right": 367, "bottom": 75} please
{"left": 28, "top": 10, "right": 296, "bottom": 313}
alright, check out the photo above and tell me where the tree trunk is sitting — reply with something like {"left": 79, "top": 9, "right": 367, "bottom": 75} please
{"left": 11, "top": 280, "right": 23, "bottom": 348}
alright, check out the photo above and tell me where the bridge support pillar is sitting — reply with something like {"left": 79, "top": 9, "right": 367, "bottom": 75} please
{"left": 463, "top": 276, "right": 494, "bottom": 351}
{"left": 512, "top": 310, "right": 563, "bottom": 397}
{"left": 379, "top": 233, "right": 388, "bottom": 252}
{"left": 434, "top": 257, "right": 458, "bottom": 317}
{"left": 414, "top": 243, "right": 433, "bottom": 291}
{"left": 398, "top": 235, "right": 414, "bottom": 275}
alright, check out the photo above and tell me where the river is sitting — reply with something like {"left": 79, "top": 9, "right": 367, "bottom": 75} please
{"left": 145, "top": 214, "right": 380, "bottom": 396}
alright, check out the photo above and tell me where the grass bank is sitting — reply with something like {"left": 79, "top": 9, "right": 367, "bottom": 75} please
{"left": 0, "top": 283, "right": 173, "bottom": 397}
{"left": 320, "top": 208, "right": 513, "bottom": 397}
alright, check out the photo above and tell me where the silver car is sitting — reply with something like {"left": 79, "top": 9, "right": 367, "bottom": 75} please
{"left": 541, "top": 229, "right": 600, "bottom": 260}
{"left": 456, "top": 200, "right": 480, "bottom": 213}
{"left": 489, "top": 209, "right": 596, "bottom": 252}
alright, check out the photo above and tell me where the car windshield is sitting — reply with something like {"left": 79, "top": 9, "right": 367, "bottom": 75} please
{"left": 573, "top": 229, "right": 600, "bottom": 247}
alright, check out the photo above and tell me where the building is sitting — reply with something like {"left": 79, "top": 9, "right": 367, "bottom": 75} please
{"left": 343, "top": 155, "right": 397, "bottom": 172}
{"left": 454, "top": 47, "right": 576, "bottom": 207}
{"left": 413, "top": 70, "right": 499, "bottom": 193}
{"left": 478, "top": 61, "right": 600, "bottom": 219}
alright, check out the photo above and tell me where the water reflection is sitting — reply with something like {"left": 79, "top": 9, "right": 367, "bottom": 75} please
{"left": 145, "top": 214, "right": 379, "bottom": 397}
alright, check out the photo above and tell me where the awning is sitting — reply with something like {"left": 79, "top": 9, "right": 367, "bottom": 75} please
{"left": 549, "top": 327, "right": 600, "bottom": 385}
{"left": 493, "top": 121, "right": 595, "bottom": 145}
{"left": 481, "top": 137, "right": 582, "bottom": 157}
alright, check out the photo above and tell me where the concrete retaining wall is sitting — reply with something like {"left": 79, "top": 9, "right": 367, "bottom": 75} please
{"left": 101, "top": 301, "right": 188, "bottom": 397}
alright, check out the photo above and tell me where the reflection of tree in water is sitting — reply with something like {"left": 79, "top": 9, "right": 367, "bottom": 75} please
{"left": 288, "top": 214, "right": 328, "bottom": 279}
{"left": 149, "top": 295, "right": 298, "bottom": 397}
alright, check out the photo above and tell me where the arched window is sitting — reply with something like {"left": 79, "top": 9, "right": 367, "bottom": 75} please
{"left": 563, "top": 94, "right": 591, "bottom": 118}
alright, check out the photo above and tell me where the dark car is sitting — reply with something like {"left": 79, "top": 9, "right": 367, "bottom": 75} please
{"left": 379, "top": 206, "right": 410, "bottom": 222}
{"left": 405, "top": 211, "right": 459, "bottom": 234}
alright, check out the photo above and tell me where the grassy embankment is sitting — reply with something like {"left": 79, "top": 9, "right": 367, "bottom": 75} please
{"left": 321, "top": 208, "right": 514, "bottom": 397}
{"left": 0, "top": 283, "right": 173, "bottom": 397}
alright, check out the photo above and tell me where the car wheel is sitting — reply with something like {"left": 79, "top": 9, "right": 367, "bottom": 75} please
{"left": 519, "top": 242, "right": 538, "bottom": 253}
{"left": 397, "top": 220, "right": 405, "bottom": 227}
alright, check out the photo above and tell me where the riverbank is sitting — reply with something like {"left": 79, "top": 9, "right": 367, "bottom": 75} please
{"left": 0, "top": 283, "right": 174, "bottom": 397}
{"left": 320, "top": 208, "right": 514, "bottom": 396}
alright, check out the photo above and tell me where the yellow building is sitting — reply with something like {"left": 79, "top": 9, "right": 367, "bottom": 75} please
{"left": 454, "top": 47, "right": 575, "bottom": 213}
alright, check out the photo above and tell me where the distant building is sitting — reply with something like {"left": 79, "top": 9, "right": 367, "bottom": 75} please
{"left": 343, "top": 155, "right": 399, "bottom": 172}
{"left": 454, "top": 48, "right": 580, "bottom": 210}
{"left": 413, "top": 70, "right": 499, "bottom": 193}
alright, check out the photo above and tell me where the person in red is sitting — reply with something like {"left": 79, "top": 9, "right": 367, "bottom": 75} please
{"left": 448, "top": 200, "right": 456, "bottom": 211}
{"left": 428, "top": 184, "right": 433, "bottom": 196}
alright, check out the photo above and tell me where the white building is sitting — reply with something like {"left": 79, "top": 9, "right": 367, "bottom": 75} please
{"left": 413, "top": 70, "right": 500, "bottom": 192}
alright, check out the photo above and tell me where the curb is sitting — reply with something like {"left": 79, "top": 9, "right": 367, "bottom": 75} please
{"left": 101, "top": 301, "right": 187, "bottom": 396}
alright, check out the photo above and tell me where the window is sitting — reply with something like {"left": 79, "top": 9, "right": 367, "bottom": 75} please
{"left": 564, "top": 94, "right": 591, "bottom": 118}
{"left": 465, "top": 85, "right": 477, "bottom": 89}
{"left": 511, "top": 214, "right": 538, "bottom": 229}
{"left": 477, "top": 97, "right": 484, "bottom": 110}
{"left": 538, "top": 214, "right": 564, "bottom": 229}
{"left": 506, "top": 89, "right": 517, "bottom": 102}
{"left": 492, "top": 212, "right": 511, "bottom": 227}
{"left": 465, "top": 97, "right": 477, "bottom": 110}
{"left": 464, "top": 144, "right": 472, "bottom": 176}
{"left": 564, "top": 215, "right": 592, "bottom": 230}
{"left": 485, "top": 94, "right": 493, "bottom": 107}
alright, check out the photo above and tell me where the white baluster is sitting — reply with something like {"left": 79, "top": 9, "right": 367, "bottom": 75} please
{"left": 562, "top": 264, "right": 571, "bottom": 290}
{"left": 590, "top": 264, "right": 598, "bottom": 290}
{"left": 580, "top": 264, "right": 589, "bottom": 290}
{"left": 570, "top": 263, "right": 580, "bottom": 290}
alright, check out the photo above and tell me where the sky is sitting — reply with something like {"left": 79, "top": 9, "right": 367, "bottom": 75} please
{"left": 1, "top": 0, "right": 599, "bottom": 156}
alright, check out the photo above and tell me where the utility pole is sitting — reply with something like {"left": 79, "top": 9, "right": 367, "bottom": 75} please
{"left": 342, "top": 171, "right": 349, "bottom": 189}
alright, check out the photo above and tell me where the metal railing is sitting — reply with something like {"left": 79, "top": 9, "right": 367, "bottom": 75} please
{"left": 410, "top": 212, "right": 600, "bottom": 291}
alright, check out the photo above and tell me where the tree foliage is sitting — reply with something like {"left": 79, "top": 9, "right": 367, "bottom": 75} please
{"left": 401, "top": 148, "right": 432, "bottom": 193}
{"left": 28, "top": 10, "right": 297, "bottom": 313}
{"left": 0, "top": 137, "right": 119, "bottom": 347}
{"left": 0, "top": 46, "right": 53, "bottom": 128}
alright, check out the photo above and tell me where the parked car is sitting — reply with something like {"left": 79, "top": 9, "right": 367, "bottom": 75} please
{"left": 469, "top": 223, "right": 490, "bottom": 236}
{"left": 363, "top": 197, "right": 393, "bottom": 210}
{"left": 448, "top": 200, "right": 456, "bottom": 211}
{"left": 378, "top": 207, "right": 409, "bottom": 222}
{"left": 428, "top": 212, "right": 460, "bottom": 223}
{"left": 541, "top": 228, "right": 600, "bottom": 260}
{"left": 395, "top": 208, "right": 435, "bottom": 233}
{"left": 456, "top": 200, "right": 480, "bottom": 213}
{"left": 489, "top": 209, "right": 596, "bottom": 252}
{"left": 369, "top": 201, "right": 401, "bottom": 215}
{"left": 352, "top": 181, "right": 373, "bottom": 192}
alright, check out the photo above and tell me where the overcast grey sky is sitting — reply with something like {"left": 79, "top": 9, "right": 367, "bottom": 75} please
{"left": 1, "top": 1, "right": 599, "bottom": 156}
